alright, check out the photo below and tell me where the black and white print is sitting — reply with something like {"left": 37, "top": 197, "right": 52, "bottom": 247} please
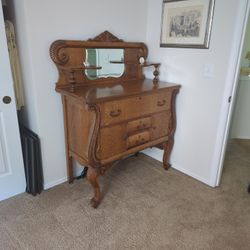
{"left": 169, "top": 9, "right": 202, "bottom": 37}
{"left": 160, "top": 0, "right": 215, "bottom": 48}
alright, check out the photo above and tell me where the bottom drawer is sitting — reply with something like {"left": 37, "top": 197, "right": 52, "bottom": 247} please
{"left": 127, "top": 131, "right": 150, "bottom": 149}
{"left": 127, "top": 117, "right": 151, "bottom": 134}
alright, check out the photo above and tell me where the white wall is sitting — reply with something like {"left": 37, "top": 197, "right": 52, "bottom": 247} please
{"left": 9, "top": 0, "right": 248, "bottom": 189}
{"left": 10, "top": 0, "right": 148, "bottom": 188}
{"left": 143, "top": 0, "right": 247, "bottom": 186}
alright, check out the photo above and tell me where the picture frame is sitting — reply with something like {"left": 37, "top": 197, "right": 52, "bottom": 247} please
{"left": 160, "top": 0, "right": 215, "bottom": 49}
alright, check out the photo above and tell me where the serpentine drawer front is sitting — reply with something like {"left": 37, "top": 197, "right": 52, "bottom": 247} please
{"left": 100, "top": 91, "right": 171, "bottom": 126}
{"left": 51, "top": 30, "right": 180, "bottom": 208}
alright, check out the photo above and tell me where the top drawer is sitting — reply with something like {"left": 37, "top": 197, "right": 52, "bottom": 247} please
{"left": 100, "top": 91, "right": 171, "bottom": 126}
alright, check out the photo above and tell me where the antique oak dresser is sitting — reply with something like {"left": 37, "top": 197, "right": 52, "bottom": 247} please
{"left": 50, "top": 31, "right": 180, "bottom": 208}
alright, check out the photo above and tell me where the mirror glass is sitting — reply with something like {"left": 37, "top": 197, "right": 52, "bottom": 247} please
{"left": 84, "top": 48, "right": 124, "bottom": 79}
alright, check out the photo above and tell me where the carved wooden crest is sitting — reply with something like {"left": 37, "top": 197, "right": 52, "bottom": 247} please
{"left": 88, "top": 31, "right": 123, "bottom": 42}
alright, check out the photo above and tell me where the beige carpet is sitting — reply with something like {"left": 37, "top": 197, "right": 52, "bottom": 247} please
{"left": 0, "top": 140, "right": 250, "bottom": 250}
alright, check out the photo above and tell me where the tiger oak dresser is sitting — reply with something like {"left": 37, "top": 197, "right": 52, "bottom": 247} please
{"left": 50, "top": 31, "right": 180, "bottom": 208}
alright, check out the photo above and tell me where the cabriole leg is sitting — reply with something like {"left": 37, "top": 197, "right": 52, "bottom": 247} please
{"left": 163, "top": 137, "right": 174, "bottom": 170}
{"left": 87, "top": 167, "right": 101, "bottom": 208}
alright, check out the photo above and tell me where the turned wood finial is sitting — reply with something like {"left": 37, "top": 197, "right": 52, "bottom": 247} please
{"left": 152, "top": 63, "right": 160, "bottom": 85}
{"left": 141, "top": 62, "right": 161, "bottom": 86}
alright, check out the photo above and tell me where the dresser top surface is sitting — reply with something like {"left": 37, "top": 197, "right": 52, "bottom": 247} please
{"left": 56, "top": 79, "right": 180, "bottom": 104}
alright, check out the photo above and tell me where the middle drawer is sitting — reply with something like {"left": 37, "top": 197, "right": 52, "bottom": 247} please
{"left": 127, "top": 117, "right": 151, "bottom": 134}
{"left": 97, "top": 117, "right": 151, "bottom": 160}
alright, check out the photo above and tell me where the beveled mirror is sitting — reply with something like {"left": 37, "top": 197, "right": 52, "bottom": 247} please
{"left": 85, "top": 48, "right": 125, "bottom": 80}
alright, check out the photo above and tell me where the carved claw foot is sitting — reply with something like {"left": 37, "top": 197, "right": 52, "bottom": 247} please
{"left": 163, "top": 163, "right": 171, "bottom": 170}
{"left": 68, "top": 177, "right": 74, "bottom": 184}
{"left": 90, "top": 198, "right": 100, "bottom": 208}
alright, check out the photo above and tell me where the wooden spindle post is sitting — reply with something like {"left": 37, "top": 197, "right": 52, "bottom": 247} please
{"left": 69, "top": 70, "right": 76, "bottom": 92}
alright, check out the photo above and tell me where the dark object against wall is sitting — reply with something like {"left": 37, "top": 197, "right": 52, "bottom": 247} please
{"left": 20, "top": 125, "right": 44, "bottom": 196}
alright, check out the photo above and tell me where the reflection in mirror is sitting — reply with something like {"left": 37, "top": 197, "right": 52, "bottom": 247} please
{"left": 85, "top": 49, "right": 124, "bottom": 79}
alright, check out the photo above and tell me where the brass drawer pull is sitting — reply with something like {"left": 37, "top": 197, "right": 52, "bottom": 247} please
{"left": 110, "top": 109, "right": 121, "bottom": 117}
{"left": 157, "top": 100, "right": 166, "bottom": 107}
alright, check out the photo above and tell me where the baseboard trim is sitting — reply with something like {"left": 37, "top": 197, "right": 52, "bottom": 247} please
{"left": 171, "top": 164, "right": 213, "bottom": 187}
{"left": 142, "top": 149, "right": 213, "bottom": 187}
{"left": 44, "top": 177, "right": 67, "bottom": 190}
{"left": 44, "top": 169, "right": 84, "bottom": 190}
{"left": 44, "top": 153, "right": 213, "bottom": 190}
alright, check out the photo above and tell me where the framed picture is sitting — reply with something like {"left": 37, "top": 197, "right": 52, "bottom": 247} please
{"left": 160, "top": 0, "right": 215, "bottom": 48}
